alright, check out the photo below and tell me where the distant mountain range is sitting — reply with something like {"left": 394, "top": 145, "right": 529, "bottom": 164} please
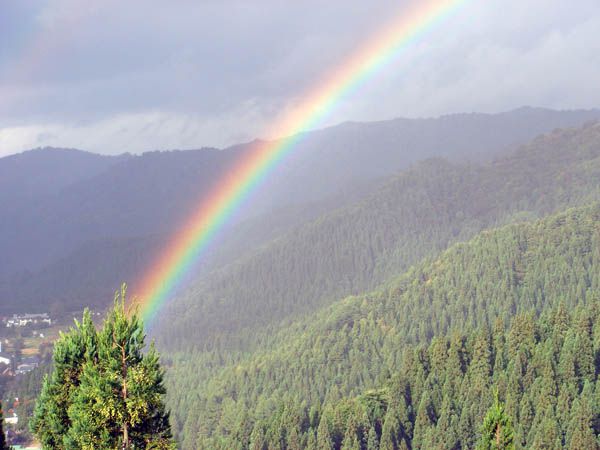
{"left": 6, "top": 107, "right": 600, "bottom": 448}
{"left": 155, "top": 119, "right": 600, "bottom": 351}
{"left": 1, "top": 107, "right": 600, "bottom": 314}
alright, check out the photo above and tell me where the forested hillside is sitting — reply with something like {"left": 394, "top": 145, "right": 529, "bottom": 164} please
{"left": 235, "top": 304, "right": 599, "bottom": 449}
{"left": 2, "top": 108, "right": 599, "bottom": 314}
{"left": 165, "top": 204, "right": 600, "bottom": 448}
{"left": 6, "top": 119, "right": 600, "bottom": 449}
{"left": 156, "top": 122, "right": 600, "bottom": 351}
{"left": 0, "top": 148, "right": 130, "bottom": 274}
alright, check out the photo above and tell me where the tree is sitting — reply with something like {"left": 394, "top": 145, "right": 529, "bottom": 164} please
{"left": 31, "top": 309, "right": 98, "bottom": 448}
{"left": 0, "top": 401, "right": 10, "bottom": 450}
{"left": 32, "top": 285, "right": 174, "bottom": 449}
{"left": 316, "top": 413, "right": 334, "bottom": 450}
{"left": 566, "top": 393, "right": 598, "bottom": 450}
{"left": 476, "top": 392, "right": 514, "bottom": 450}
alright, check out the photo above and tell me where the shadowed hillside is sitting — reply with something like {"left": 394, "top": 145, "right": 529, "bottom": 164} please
{"left": 155, "top": 121, "right": 600, "bottom": 351}
{"left": 4, "top": 108, "right": 599, "bottom": 314}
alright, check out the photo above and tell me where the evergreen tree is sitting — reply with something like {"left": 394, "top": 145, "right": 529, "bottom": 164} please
{"left": 316, "top": 413, "right": 334, "bottom": 450}
{"left": 32, "top": 285, "right": 174, "bottom": 449}
{"left": 249, "top": 424, "right": 266, "bottom": 450}
{"left": 0, "top": 401, "right": 10, "bottom": 450}
{"left": 31, "top": 309, "right": 98, "bottom": 448}
{"left": 365, "top": 426, "right": 378, "bottom": 450}
{"left": 566, "top": 394, "right": 598, "bottom": 450}
{"left": 476, "top": 392, "right": 514, "bottom": 450}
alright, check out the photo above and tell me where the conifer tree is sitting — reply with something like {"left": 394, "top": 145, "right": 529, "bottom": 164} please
{"left": 305, "top": 430, "right": 318, "bottom": 450}
{"left": 31, "top": 309, "right": 98, "bottom": 448}
{"left": 249, "top": 424, "right": 266, "bottom": 450}
{"left": 476, "top": 392, "right": 514, "bottom": 450}
{"left": 31, "top": 285, "right": 173, "bottom": 449}
{"left": 365, "top": 426, "right": 378, "bottom": 450}
{"left": 0, "top": 401, "right": 10, "bottom": 450}
{"left": 316, "top": 413, "right": 334, "bottom": 450}
{"left": 566, "top": 394, "right": 598, "bottom": 450}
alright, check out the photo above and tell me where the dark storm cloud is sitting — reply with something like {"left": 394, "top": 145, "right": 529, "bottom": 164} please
{"left": 1, "top": 0, "right": 599, "bottom": 155}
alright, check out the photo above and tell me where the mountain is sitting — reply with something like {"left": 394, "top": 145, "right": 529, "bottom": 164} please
{"left": 0, "top": 147, "right": 128, "bottom": 208}
{"left": 2, "top": 108, "right": 600, "bottom": 314}
{"left": 154, "top": 121, "right": 600, "bottom": 351}
{"left": 164, "top": 203, "right": 600, "bottom": 448}
{"left": 251, "top": 106, "right": 600, "bottom": 207}
{"left": 6, "top": 111, "right": 600, "bottom": 448}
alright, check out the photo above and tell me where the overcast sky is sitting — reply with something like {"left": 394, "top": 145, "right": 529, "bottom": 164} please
{"left": 1, "top": 0, "right": 599, "bottom": 156}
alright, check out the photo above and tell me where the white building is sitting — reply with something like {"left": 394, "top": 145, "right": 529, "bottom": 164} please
{"left": 16, "top": 364, "right": 36, "bottom": 375}
{"left": 6, "top": 313, "right": 51, "bottom": 327}
{"left": 4, "top": 414, "right": 18, "bottom": 425}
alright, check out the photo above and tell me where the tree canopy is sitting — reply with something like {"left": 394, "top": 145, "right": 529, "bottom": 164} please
{"left": 0, "top": 401, "right": 10, "bottom": 450}
{"left": 31, "top": 286, "right": 174, "bottom": 449}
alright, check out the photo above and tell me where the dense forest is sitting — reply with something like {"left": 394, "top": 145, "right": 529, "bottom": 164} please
{"left": 2, "top": 109, "right": 599, "bottom": 314}
{"left": 5, "top": 123, "right": 600, "bottom": 448}
{"left": 165, "top": 203, "right": 600, "bottom": 448}
{"left": 156, "top": 122, "right": 600, "bottom": 351}
{"left": 4, "top": 0, "right": 600, "bottom": 446}
{"left": 198, "top": 303, "right": 599, "bottom": 449}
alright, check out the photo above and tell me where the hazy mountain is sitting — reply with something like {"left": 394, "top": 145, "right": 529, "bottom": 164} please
{"left": 154, "top": 120, "right": 600, "bottom": 351}
{"left": 253, "top": 106, "right": 600, "bottom": 207}
{"left": 2, "top": 108, "right": 600, "bottom": 314}
{"left": 6, "top": 114, "right": 600, "bottom": 448}
{"left": 0, "top": 147, "right": 128, "bottom": 208}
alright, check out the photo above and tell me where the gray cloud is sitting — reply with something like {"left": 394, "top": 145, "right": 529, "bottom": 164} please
{"left": 0, "top": 0, "right": 599, "bottom": 156}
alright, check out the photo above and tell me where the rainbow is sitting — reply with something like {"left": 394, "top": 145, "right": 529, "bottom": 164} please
{"left": 135, "top": 0, "right": 468, "bottom": 323}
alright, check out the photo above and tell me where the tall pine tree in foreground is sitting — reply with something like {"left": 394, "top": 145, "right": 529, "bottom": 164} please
{"left": 31, "top": 285, "right": 174, "bottom": 449}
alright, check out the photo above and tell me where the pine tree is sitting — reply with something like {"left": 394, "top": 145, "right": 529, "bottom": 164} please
{"left": 316, "top": 413, "right": 334, "bottom": 450}
{"left": 287, "top": 426, "right": 302, "bottom": 450}
{"left": 305, "top": 429, "right": 318, "bottom": 450}
{"left": 379, "top": 410, "right": 400, "bottom": 450}
{"left": 32, "top": 285, "right": 174, "bottom": 449}
{"left": 249, "top": 424, "right": 267, "bottom": 450}
{"left": 31, "top": 309, "right": 98, "bottom": 448}
{"left": 476, "top": 392, "right": 514, "bottom": 450}
{"left": 365, "top": 426, "right": 378, "bottom": 450}
{"left": 566, "top": 394, "right": 598, "bottom": 450}
{"left": 0, "top": 401, "right": 10, "bottom": 450}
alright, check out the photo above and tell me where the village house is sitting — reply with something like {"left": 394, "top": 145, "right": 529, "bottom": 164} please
{"left": 15, "top": 357, "right": 39, "bottom": 375}
{"left": 0, "top": 342, "right": 11, "bottom": 366}
{"left": 5, "top": 313, "right": 51, "bottom": 328}
{"left": 15, "top": 364, "right": 36, "bottom": 375}
{"left": 4, "top": 411, "right": 18, "bottom": 425}
{"left": 0, "top": 353, "right": 10, "bottom": 366}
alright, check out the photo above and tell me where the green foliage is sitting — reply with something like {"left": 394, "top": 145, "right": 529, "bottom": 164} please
{"left": 165, "top": 204, "right": 600, "bottom": 448}
{"left": 193, "top": 303, "right": 599, "bottom": 449}
{"left": 477, "top": 392, "right": 514, "bottom": 450}
{"left": 31, "top": 286, "right": 174, "bottom": 449}
{"left": 0, "top": 401, "right": 9, "bottom": 450}
{"left": 14, "top": 124, "right": 600, "bottom": 448}
{"left": 4, "top": 362, "right": 52, "bottom": 443}
{"left": 157, "top": 123, "right": 600, "bottom": 353}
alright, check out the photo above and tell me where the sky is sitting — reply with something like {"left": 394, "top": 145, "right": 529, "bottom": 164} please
{"left": 1, "top": 0, "right": 599, "bottom": 157}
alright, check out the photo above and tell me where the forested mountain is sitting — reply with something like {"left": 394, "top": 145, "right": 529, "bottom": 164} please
{"left": 0, "top": 147, "right": 129, "bottom": 209}
{"left": 155, "top": 121, "right": 600, "bottom": 351}
{"left": 164, "top": 204, "right": 600, "bottom": 448}
{"left": 0, "top": 148, "right": 131, "bottom": 276}
{"left": 2, "top": 108, "right": 600, "bottom": 314}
